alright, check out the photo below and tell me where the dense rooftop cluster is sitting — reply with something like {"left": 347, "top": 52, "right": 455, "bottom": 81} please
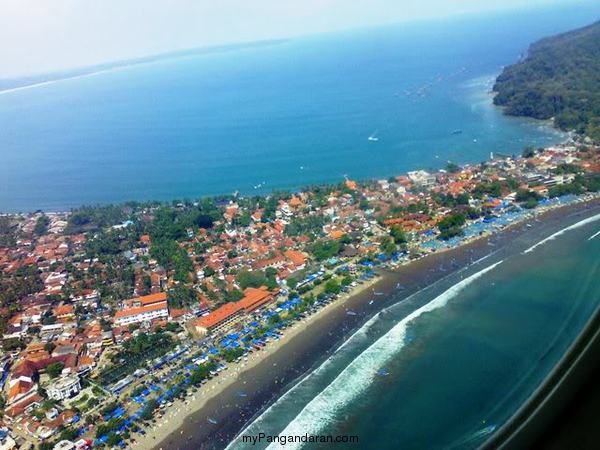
{"left": 0, "top": 140, "right": 598, "bottom": 449}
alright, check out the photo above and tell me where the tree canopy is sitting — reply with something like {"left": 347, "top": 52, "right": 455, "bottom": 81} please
{"left": 493, "top": 21, "right": 600, "bottom": 141}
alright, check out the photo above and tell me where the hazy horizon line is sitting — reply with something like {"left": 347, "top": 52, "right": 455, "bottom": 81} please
{"left": 3, "top": 0, "right": 591, "bottom": 86}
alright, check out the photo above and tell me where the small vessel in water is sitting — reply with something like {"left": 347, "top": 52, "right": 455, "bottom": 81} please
{"left": 346, "top": 310, "right": 357, "bottom": 316}
{"left": 451, "top": 129, "right": 462, "bottom": 135}
{"left": 368, "top": 130, "right": 379, "bottom": 142}
{"left": 207, "top": 417, "right": 217, "bottom": 424}
{"left": 373, "top": 291, "right": 384, "bottom": 296}
{"left": 377, "top": 368, "right": 390, "bottom": 377}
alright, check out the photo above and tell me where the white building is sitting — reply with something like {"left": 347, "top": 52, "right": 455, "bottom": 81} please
{"left": 114, "top": 292, "right": 169, "bottom": 326}
{"left": 407, "top": 170, "right": 436, "bottom": 188}
{"left": 46, "top": 375, "right": 81, "bottom": 401}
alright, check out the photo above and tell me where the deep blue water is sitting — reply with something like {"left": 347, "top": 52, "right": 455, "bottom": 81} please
{"left": 1, "top": 4, "right": 599, "bottom": 212}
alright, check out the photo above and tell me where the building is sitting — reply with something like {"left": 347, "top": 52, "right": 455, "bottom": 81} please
{"left": 53, "top": 304, "right": 75, "bottom": 320}
{"left": 6, "top": 376, "right": 38, "bottom": 407}
{"left": 53, "top": 440, "right": 92, "bottom": 450}
{"left": 193, "top": 302, "right": 244, "bottom": 336}
{"left": 237, "top": 286, "right": 278, "bottom": 313}
{"left": 114, "top": 292, "right": 169, "bottom": 326}
{"left": 40, "top": 323, "right": 64, "bottom": 339}
{"left": 407, "top": 170, "right": 436, "bottom": 188}
{"left": 46, "top": 375, "right": 81, "bottom": 401}
{"left": 193, "top": 287, "right": 277, "bottom": 336}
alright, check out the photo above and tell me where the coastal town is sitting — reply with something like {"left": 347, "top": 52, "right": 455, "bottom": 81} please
{"left": 0, "top": 139, "right": 599, "bottom": 450}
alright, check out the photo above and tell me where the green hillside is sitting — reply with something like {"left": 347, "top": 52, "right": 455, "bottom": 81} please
{"left": 493, "top": 21, "right": 600, "bottom": 141}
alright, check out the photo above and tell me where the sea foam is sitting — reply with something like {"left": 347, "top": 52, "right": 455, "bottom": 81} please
{"left": 523, "top": 213, "right": 600, "bottom": 254}
{"left": 259, "top": 261, "right": 504, "bottom": 450}
{"left": 588, "top": 230, "right": 600, "bottom": 241}
{"left": 228, "top": 272, "right": 463, "bottom": 448}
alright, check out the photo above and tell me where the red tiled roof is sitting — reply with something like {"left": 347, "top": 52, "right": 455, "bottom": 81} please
{"left": 195, "top": 302, "right": 242, "bottom": 329}
{"left": 237, "top": 287, "right": 276, "bottom": 312}
{"left": 195, "top": 286, "right": 277, "bottom": 331}
{"left": 284, "top": 250, "right": 306, "bottom": 266}
{"left": 54, "top": 304, "right": 74, "bottom": 316}
{"left": 13, "top": 355, "right": 72, "bottom": 379}
{"left": 136, "top": 292, "right": 167, "bottom": 306}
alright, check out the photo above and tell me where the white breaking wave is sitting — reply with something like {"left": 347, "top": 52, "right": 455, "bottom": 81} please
{"left": 333, "top": 310, "right": 382, "bottom": 354}
{"left": 228, "top": 275, "right": 460, "bottom": 448}
{"left": 261, "top": 261, "right": 504, "bottom": 450}
{"left": 472, "top": 248, "right": 500, "bottom": 266}
{"left": 227, "top": 286, "right": 435, "bottom": 447}
{"left": 523, "top": 213, "right": 600, "bottom": 254}
{"left": 0, "top": 66, "right": 127, "bottom": 96}
{"left": 588, "top": 230, "right": 600, "bottom": 241}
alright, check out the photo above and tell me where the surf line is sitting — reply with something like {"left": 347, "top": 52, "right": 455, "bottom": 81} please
{"left": 254, "top": 261, "right": 504, "bottom": 450}
{"left": 523, "top": 213, "right": 600, "bottom": 254}
{"left": 588, "top": 230, "right": 600, "bottom": 241}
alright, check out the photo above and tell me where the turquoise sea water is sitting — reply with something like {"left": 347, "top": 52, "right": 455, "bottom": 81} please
{"left": 227, "top": 211, "right": 600, "bottom": 450}
{"left": 2, "top": 5, "right": 600, "bottom": 212}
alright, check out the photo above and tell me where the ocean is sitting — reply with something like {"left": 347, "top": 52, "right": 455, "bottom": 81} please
{"left": 2, "top": 4, "right": 600, "bottom": 212}
{"left": 225, "top": 209, "right": 600, "bottom": 450}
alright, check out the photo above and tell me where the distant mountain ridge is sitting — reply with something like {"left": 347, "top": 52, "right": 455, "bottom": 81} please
{"left": 493, "top": 20, "right": 600, "bottom": 141}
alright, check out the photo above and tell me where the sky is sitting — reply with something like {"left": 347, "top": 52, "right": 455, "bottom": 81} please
{"left": 0, "top": 0, "right": 576, "bottom": 78}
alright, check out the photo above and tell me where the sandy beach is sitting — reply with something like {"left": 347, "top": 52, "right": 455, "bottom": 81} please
{"left": 130, "top": 277, "right": 381, "bottom": 450}
{"left": 144, "top": 196, "right": 600, "bottom": 450}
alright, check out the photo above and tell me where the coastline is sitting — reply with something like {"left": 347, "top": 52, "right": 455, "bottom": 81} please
{"left": 129, "top": 276, "right": 381, "bottom": 450}
{"left": 145, "top": 195, "right": 600, "bottom": 450}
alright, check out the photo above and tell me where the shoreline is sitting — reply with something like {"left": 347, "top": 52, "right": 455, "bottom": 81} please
{"left": 144, "top": 196, "right": 600, "bottom": 450}
{"left": 129, "top": 276, "right": 381, "bottom": 450}
{"left": 0, "top": 144, "right": 574, "bottom": 217}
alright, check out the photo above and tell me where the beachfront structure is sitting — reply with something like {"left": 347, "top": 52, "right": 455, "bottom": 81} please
{"left": 194, "top": 302, "right": 244, "bottom": 336}
{"left": 237, "top": 287, "right": 279, "bottom": 313}
{"left": 46, "top": 375, "right": 81, "bottom": 401}
{"left": 193, "top": 286, "right": 278, "bottom": 336}
{"left": 407, "top": 170, "right": 436, "bottom": 187}
{"left": 113, "top": 292, "right": 169, "bottom": 326}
